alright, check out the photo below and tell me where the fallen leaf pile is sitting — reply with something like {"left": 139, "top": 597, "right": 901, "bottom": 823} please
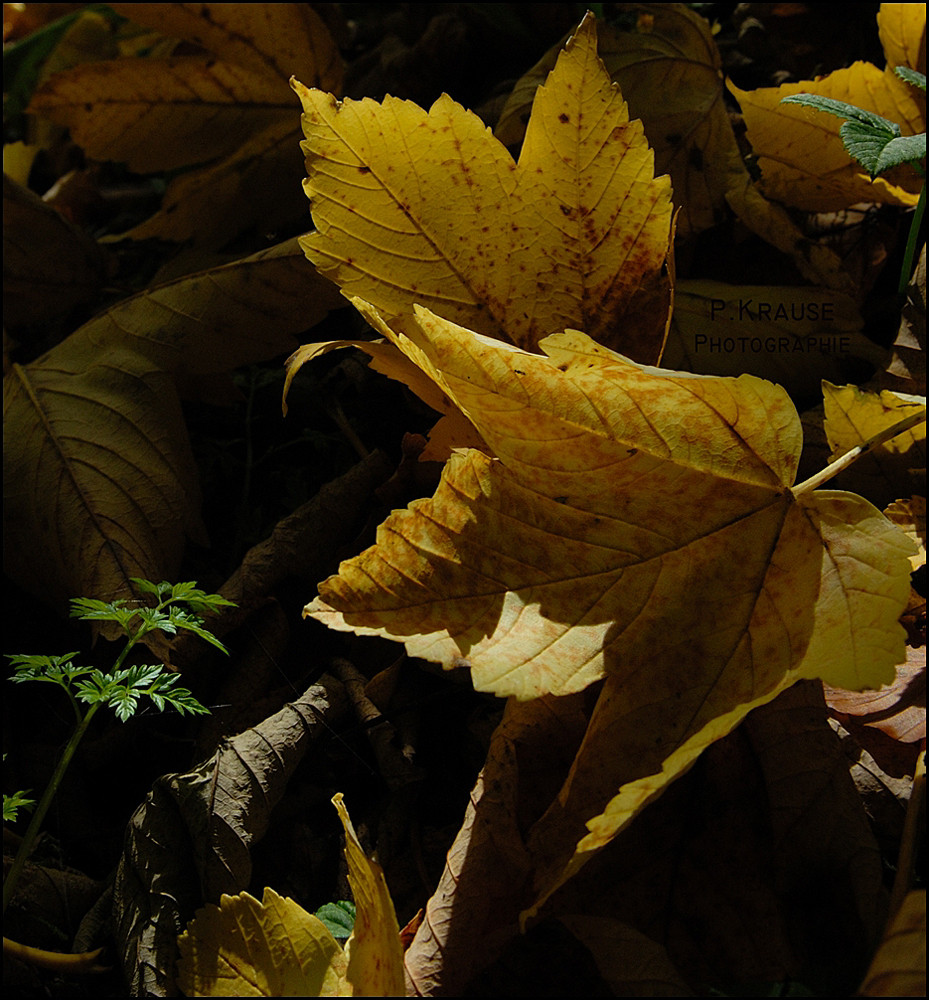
{"left": 3, "top": 4, "right": 925, "bottom": 997}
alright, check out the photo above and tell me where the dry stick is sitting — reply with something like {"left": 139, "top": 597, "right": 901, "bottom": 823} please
{"left": 792, "top": 408, "right": 926, "bottom": 495}
{"left": 3, "top": 937, "right": 108, "bottom": 974}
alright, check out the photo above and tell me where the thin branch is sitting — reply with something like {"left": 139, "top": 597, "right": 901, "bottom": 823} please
{"left": 793, "top": 407, "right": 926, "bottom": 495}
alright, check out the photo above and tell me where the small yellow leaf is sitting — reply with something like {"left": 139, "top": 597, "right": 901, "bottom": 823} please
{"left": 293, "top": 13, "right": 672, "bottom": 362}
{"left": 176, "top": 887, "right": 349, "bottom": 997}
{"left": 822, "top": 382, "right": 926, "bottom": 507}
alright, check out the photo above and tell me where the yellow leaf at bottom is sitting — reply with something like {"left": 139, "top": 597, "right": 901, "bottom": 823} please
{"left": 176, "top": 888, "right": 348, "bottom": 997}
{"left": 177, "top": 795, "right": 405, "bottom": 997}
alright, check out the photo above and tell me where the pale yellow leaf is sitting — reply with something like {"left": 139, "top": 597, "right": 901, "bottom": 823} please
{"left": 293, "top": 13, "right": 672, "bottom": 362}
{"left": 177, "top": 795, "right": 404, "bottom": 997}
{"left": 307, "top": 303, "right": 912, "bottom": 699}
{"left": 334, "top": 793, "right": 406, "bottom": 998}
{"left": 858, "top": 890, "right": 926, "bottom": 996}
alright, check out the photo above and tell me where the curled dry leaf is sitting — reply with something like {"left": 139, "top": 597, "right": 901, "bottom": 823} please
{"left": 115, "top": 683, "right": 345, "bottom": 996}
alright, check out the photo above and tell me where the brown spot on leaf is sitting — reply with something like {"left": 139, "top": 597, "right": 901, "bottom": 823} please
{"left": 559, "top": 113, "right": 570, "bottom": 123}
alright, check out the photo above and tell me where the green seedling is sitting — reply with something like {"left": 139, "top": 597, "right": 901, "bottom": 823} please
{"left": 781, "top": 66, "right": 926, "bottom": 293}
{"left": 3, "top": 578, "right": 235, "bottom": 915}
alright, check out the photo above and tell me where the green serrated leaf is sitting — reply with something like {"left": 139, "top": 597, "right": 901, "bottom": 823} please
{"left": 875, "top": 132, "right": 927, "bottom": 175}
{"left": 70, "top": 597, "right": 138, "bottom": 629}
{"left": 314, "top": 900, "right": 356, "bottom": 940}
{"left": 109, "top": 687, "right": 140, "bottom": 723}
{"left": 839, "top": 118, "right": 901, "bottom": 176}
{"left": 124, "top": 663, "right": 167, "bottom": 689}
{"left": 7, "top": 652, "right": 83, "bottom": 683}
{"left": 781, "top": 93, "right": 898, "bottom": 132}
{"left": 895, "top": 66, "right": 927, "bottom": 92}
{"left": 170, "top": 616, "right": 230, "bottom": 654}
{"left": 130, "top": 577, "right": 169, "bottom": 598}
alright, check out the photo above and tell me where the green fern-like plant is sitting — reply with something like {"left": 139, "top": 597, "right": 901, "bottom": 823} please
{"left": 3, "top": 579, "right": 235, "bottom": 914}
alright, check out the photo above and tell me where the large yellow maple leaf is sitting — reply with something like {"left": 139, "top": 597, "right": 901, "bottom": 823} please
{"left": 302, "top": 300, "right": 918, "bottom": 903}
{"left": 292, "top": 12, "right": 672, "bottom": 364}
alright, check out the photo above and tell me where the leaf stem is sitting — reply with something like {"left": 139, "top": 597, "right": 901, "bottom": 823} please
{"left": 2, "top": 703, "right": 100, "bottom": 914}
{"left": 898, "top": 182, "right": 926, "bottom": 295}
{"left": 792, "top": 408, "right": 926, "bottom": 495}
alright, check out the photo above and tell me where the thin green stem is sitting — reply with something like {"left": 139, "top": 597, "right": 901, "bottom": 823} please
{"left": 793, "top": 407, "right": 926, "bottom": 495}
{"left": 898, "top": 182, "right": 926, "bottom": 295}
{"left": 3, "top": 702, "right": 100, "bottom": 914}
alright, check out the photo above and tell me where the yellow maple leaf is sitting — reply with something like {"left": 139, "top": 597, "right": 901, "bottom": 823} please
{"left": 177, "top": 794, "right": 404, "bottom": 997}
{"left": 728, "top": 3, "right": 925, "bottom": 211}
{"left": 492, "top": 4, "right": 858, "bottom": 294}
{"left": 300, "top": 299, "right": 917, "bottom": 909}
{"left": 292, "top": 13, "right": 673, "bottom": 363}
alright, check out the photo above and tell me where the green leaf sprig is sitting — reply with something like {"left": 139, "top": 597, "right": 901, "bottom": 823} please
{"left": 781, "top": 67, "right": 925, "bottom": 295}
{"left": 3, "top": 579, "right": 235, "bottom": 914}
